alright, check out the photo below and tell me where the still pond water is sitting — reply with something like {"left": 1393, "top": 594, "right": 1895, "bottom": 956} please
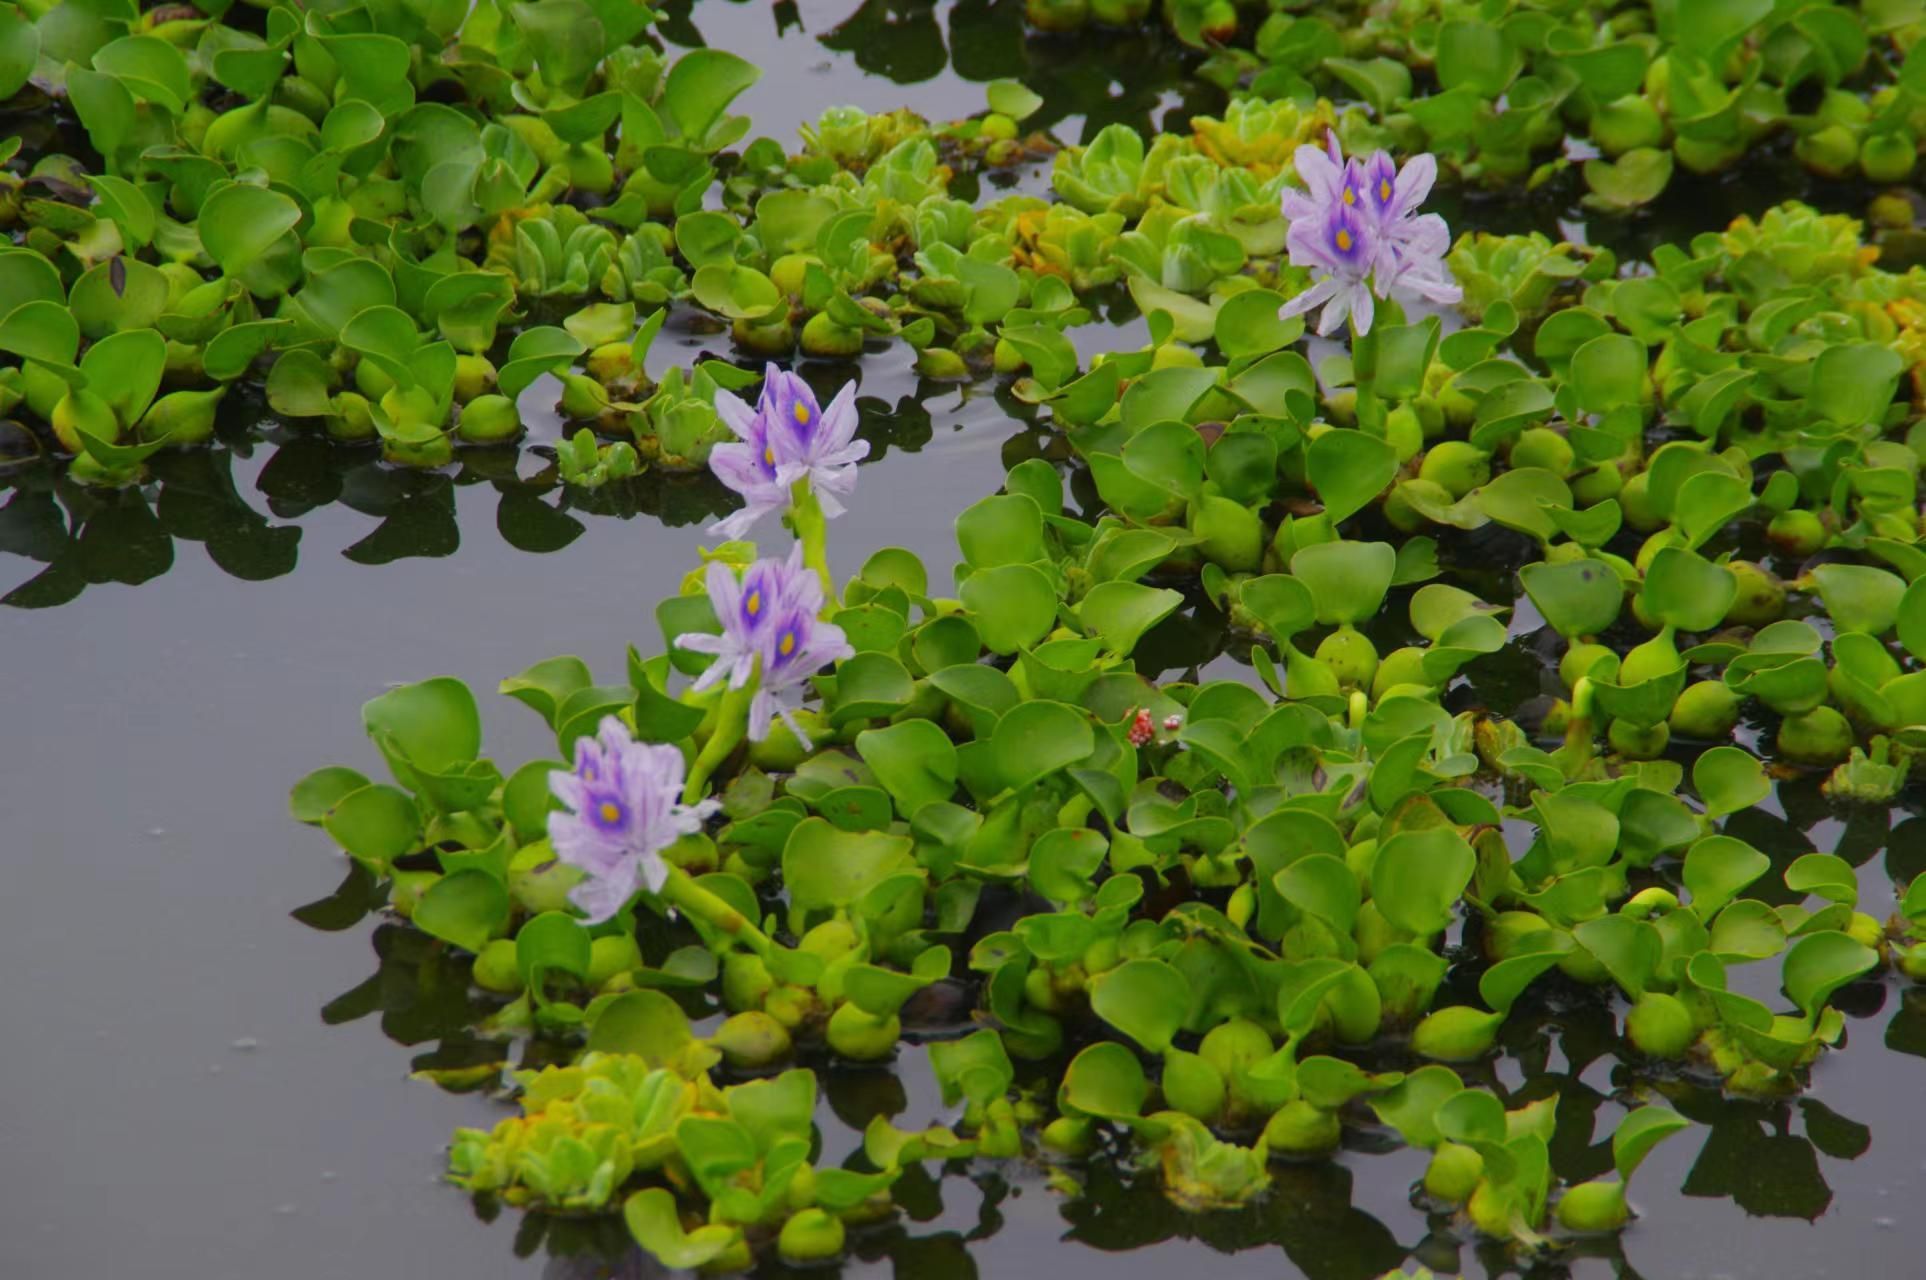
{"left": 3, "top": 3, "right": 1924, "bottom": 1278}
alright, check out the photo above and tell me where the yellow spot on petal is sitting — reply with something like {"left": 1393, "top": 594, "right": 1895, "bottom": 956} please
{"left": 598, "top": 802, "right": 621, "bottom": 824}
{"left": 746, "top": 590, "right": 761, "bottom": 616}
{"left": 793, "top": 402, "right": 810, "bottom": 425}
{"left": 1336, "top": 228, "right": 1353, "bottom": 252}
{"left": 763, "top": 445, "right": 775, "bottom": 465}
{"left": 1380, "top": 178, "right": 1392, "bottom": 201}
{"left": 1342, "top": 186, "right": 1355, "bottom": 204}
{"left": 779, "top": 632, "right": 796, "bottom": 656}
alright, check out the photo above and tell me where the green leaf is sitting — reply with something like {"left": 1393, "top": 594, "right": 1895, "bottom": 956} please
{"left": 364, "top": 676, "right": 483, "bottom": 774}
{"left": 1693, "top": 745, "right": 1770, "bottom": 818}
{"left": 986, "top": 78, "right": 1043, "bottom": 121}
{"left": 1573, "top": 914, "right": 1661, "bottom": 998}
{"left": 1273, "top": 854, "right": 1360, "bottom": 937}
{"left": 1077, "top": 581, "right": 1183, "bottom": 657}
{"left": 1291, "top": 540, "right": 1396, "bottom": 626}
{"left": 1436, "top": 20, "right": 1521, "bottom": 95}
{"left": 1089, "top": 958, "right": 1189, "bottom": 1053}
{"left": 501, "top": 656, "right": 593, "bottom": 727}
{"left": 1683, "top": 835, "right": 1769, "bottom": 920}
{"left": 1060, "top": 1040, "right": 1150, "bottom": 1121}
{"left": 1307, "top": 429, "right": 1398, "bottom": 525}
{"left": 624, "top": 1189, "right": 738, "bottom": 1270}
{"left": 1782, "top": 930, "right": 1878, "bottom": 1017}
{"left": 1214, "top": 289, "right": 1294, "bottom": 359}
{"left": 322, "top": 783, "right": 419, "bottom": 868}
{"left": 781, "top": 818, "right": 916, "bottom": 913}
{"left": 1784, "top": 853, "right": 1859, "bottom": 906}
{"left": 1641, "top": 547, "right": 1736, "bottom": 632}
{"left": 517, "top": 910, "right": 593, "bottom": 990}
{"left": 199, "top": 184, "right": 303, "bottom": 276}
{"left": 1806, "top": 342, "right": 1902, "bottom": 427}
{"left": 663, "top": 48, "right": 760, "bottom": 144}
{"left": 289, "top": 766, "right": 371, "bottom": 824}
{"left": 992, "top": 700, "right": 1094, "bottom": 793}
{"left": 1520, "top": 558, "right": 1623, "bottom": 638}
{"left": 955, "top": 493, "right": 1044, "bottom": 569}
{"left": 415, "top": 868, "right": 511, "bottom": 953}
{"left": 1612, "top": 1106, "right": 1690, "bottom": 1182}
{"left": 855, "top": 719, "right": 958, "bottom": 816}
{"left": 829, "top": 651, "right": 914, "bottom": 726}
{"left": 1372, "top": 827, "right": 1475, "bottom": 937}
{"left": 0, "top": 300, "right": 79, "bottom": 365}
{"left": 1811, "top": 564, "right": 1905, "bottom": 636}
{"left": 960, "top": 563, "right": 1057, "bottom": 654}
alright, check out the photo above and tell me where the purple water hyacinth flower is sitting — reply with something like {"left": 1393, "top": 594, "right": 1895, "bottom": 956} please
{"left": 1280, "top": 196, "right": 1379, "bottom": 337}
{"left": 710, "top": 385, "right": 790, "bottom": 540}
{"left": 750, "top": 595, "right": 854, "bottom": 750}
{"left": 1356, "top": 149, "right": 1462, "bottom": 307}
{"left": 548, "top": 715, "right": 716, "bottom": 923}
{"left": 708, "top": 366, "right": 869, "bottom": 536}
{"left": 1278, "top": 134, "right": 1461, "bottom": 337}
{"left": 673, "top": 545, "right": 823, "bottom": 694}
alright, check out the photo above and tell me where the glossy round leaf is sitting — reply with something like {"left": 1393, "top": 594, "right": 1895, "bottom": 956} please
{"left": 1089, "top": 958, "right": 1189, "bottom": 1053}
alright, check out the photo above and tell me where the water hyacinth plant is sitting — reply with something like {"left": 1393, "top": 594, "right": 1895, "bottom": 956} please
{"left": 96, "top": 1, "right": 1907, "bottom": 1274}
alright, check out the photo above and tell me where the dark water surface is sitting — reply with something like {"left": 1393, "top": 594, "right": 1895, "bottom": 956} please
{"left": 4, "top": 3, "right": 1926, "bottom": 1279}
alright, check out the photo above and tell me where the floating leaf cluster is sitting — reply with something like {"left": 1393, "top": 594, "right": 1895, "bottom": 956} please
{"left": 70, "top": 0, "right": 1888, "bottom": 1273}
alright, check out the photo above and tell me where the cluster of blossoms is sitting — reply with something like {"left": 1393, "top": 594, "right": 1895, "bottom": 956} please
{"left": 709, "top": 363, "right": 867, "bottom": 538}
{"left": 1279, "top": 136, "right": 1461, "bottom": 337}
{"left": 548, "top": 717, "right": 716, "bottom": 922}
{"left": 546, "top": 368, "right": 860, "bottom": 922}
{"left": 674, "top": 544, "right": 853, "bottom": 749}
